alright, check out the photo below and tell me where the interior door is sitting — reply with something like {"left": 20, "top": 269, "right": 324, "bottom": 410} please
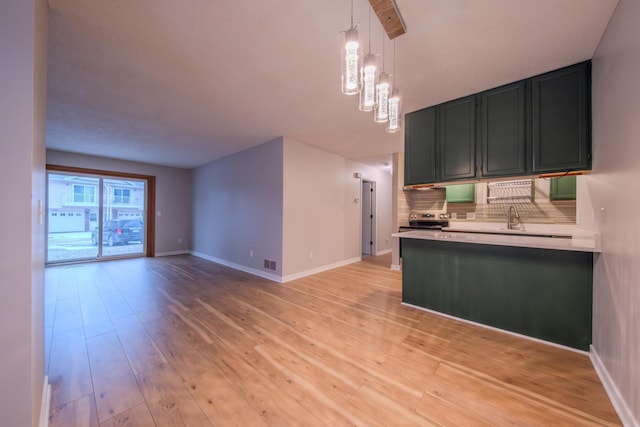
{"left": 361, "top": 180, "right": 375, "bottom": 255}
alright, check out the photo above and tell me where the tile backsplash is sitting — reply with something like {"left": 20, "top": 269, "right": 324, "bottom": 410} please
{"left": 402, "top": 179, "right": 576, "bottom": 225}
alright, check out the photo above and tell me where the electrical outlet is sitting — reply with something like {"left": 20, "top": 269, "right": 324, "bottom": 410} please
{"left": 467, "top": 212, "right": 476, "bottom": 220}
{"left": 451, "top": 212, "right": 457, "bottom": 219}
{"left": 178, "top": 238, "right": 182, "bottom": 244}
{"left": 249, "top": 250, "right": 254, "bottom": 258}
{"left": 309, "top": 251, "right": 314, "bottom": 259}
{"left": 600, "top": 208, "right": 606, "bottom": 225}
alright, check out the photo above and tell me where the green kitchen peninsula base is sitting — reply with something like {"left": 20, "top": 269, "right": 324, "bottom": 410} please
{"left": 401, "top": 238, "right": 593, "bottom": 350}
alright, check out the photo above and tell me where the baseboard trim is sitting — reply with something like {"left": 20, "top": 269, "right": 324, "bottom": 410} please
{"left": 155, "top": 250, "right": 190, "bottom": 257}
{"left": 281, "top": 257, "right": 361, "bottom": 283}
{"left": 39, "top": 375, "right": 50, "bottom": 427}
{"left": 375, "top": 249, "right": 392, "bottom": 256}
{"left": 390, "top": 263, "right": 401, "bottom": 270}
{"left": 402, "top": 302, "right": 589, "bottom": 355}
{"left": 190, "top": 251, "right": 282, "bottom": 283}
{"left": 590, "top": 345, "right": 638, "bottom": 427}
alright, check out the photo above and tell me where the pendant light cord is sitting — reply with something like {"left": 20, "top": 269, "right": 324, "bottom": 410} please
{"left": 350, "top": 0, "right": 354, "bottom": 28}
{"left": 368, "top": 7, "right": 372, "bottom": 53}
{"left": 392, "top": 40, "right": 396, "bottom": 85}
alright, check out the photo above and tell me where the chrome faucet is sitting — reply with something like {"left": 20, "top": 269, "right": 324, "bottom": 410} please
{"left": 507, "top": 205, "right": 520, "bottom": 230}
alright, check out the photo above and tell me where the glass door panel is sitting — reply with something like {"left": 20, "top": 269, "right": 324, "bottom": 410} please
{"left": 46, "top": 173, "right": 100, "bottom": 263}
{"left": 101, "top": 178, "right": 146, "bottom": 258}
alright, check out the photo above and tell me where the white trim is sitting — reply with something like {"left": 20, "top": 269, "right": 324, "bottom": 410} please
{"left": 281, "top": 257, "right": 361, "bottom": 283}
{"left": 376, "top": 248, "right": 392, "bottom": 256}
{"left": 402, "top": 302, "right": 589, "bottom": 355}
{"left": 190, "top": 251, "right": 282, "bottom": 283}
{"left": 590, "top": 345, "right": 637, "bottom": 427}
{"left": 39, "top": 376, "right": 50, "bottom": 427}
{"left": 155, "top": 250, "right": 190, "bottom": 257}
{"left": 390, "top": 263, "right": 401, "bottom": 270}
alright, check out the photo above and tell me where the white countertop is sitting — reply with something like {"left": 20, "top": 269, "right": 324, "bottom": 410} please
{"left": 392, "top": 229, "right": 601, "bottom": 253}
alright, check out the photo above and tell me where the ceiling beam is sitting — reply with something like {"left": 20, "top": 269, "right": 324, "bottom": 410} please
{"left": 368, "top": 0, "right": 407, "bottom": 40}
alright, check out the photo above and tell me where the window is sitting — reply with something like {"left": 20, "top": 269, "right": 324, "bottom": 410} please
{"left": 113, "top": 188, "right": 131, "bottom": 204}
{"left": 73, "top": 185, "right": 96, "bottom": 203}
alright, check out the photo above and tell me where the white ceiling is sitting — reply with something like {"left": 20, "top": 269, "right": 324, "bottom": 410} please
{"left": 46, "top": 0, "right": 618, "bottom": 170}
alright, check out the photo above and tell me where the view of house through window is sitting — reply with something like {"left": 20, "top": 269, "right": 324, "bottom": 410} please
{"left": 46, "top": 172, "right": 146, "bottom": 263}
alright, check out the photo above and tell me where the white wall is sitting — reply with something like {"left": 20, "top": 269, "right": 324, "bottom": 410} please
{"left": 0, "top": 0, "right": 48, "bottom": 426}
{"left": 282, "top": 138, "right": 392, "bottom": 279}
{"left": 191, "top": 138, "right": 284, "bottom": 280}
{"left": 190, "top": 137, "right": 393, "bottom": 282}
{"left": 46, "top": 150, "right": 192, "bottom": 255}
{"left": 590, "top": 0, "right": 640, "bottom": 424}
{"left": 282, "top": 139, "right": 356, "bottom": 278}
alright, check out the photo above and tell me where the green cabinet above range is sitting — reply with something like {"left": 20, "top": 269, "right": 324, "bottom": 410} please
{"left": 404, "top": 61, "right": 591, "bottom": 186}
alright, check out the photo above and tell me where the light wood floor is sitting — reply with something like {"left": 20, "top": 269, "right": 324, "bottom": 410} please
{"left": 45, "top": 254, "right": 621, "bottom": 426}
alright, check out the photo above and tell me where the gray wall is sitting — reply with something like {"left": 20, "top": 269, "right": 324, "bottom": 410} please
{"left": 591, "top": 0, "right": 640, "bottom": 424}
{"left": 0, "top": 0, "right": 48, "bottom": 425}
{"left": 191, "top": 138, "right": 284, "bottom": 278}
{"left": 46, "top": 150, "right": 192, "bottom": 255}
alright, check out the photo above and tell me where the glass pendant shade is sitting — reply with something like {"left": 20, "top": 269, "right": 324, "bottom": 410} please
{"left": 374, "top": 72, "right": 391, "bottom": 123}
{"left": 341, "top": 27, "right": 361, "bottom": 95}
{"left": 359, "top": 54, "right": 378, "bottom": 111}
{"left": 386, "top": 88, "right": 402, "bottom": 133}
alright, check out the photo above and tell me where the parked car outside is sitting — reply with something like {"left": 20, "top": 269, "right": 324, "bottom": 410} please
{"left": 92, "top": 219, "right": 144, "bottom": 246}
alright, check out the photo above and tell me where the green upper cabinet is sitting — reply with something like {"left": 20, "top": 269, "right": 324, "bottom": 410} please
{"left": 438, "top": 95, "right": 477, "bottom": 182}
{"left": 404, "top": 107, "right": 437, "bottom": 185}
{"left": 532, "top": 62, "right": 591, "bottom": 173}
{"left": 550, "top": 175, "right": 577, "bottom": 200}
{"left": 480, "top": 81, "right": 527, "bottom": 178}
{"left": 403, "top": 61, "right": 591, "bottom": 185}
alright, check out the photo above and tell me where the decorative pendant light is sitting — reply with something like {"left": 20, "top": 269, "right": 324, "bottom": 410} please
{"left": 386, "top": 40, "right": 402, "bottom": 133}
{"left": 374, "top": 38, "right": 390, "bottom": 123}
{"left": 341, "top": 0, "right": 361, "bottom": 95}
{"left": 386, "top": 88, "right": 402, "bottom": 132}
{"left": 359, "top": 8, "right": 378, "bottom": 111}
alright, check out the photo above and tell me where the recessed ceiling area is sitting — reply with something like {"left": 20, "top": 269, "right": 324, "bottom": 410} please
{"left": 46, "top": 0, "right": 618, "bottom": 169}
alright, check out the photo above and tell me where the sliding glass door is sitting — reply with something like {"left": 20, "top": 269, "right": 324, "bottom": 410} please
{"left": 46, "top": 172, "right": 147, "bottom": 263}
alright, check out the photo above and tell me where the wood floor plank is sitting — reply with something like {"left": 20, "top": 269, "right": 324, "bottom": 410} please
{"left": 48, "top": 328, "right": 93, "bottom": 408}
{"left": 45, "top": 254, "right": 621, "bottom": 426}
{"left": 99, "top": 403, "right": 156, "bottom": 427}
{"left": 142, "top": 315, "right": 215, "bottom": 381}
{"left": 215, "top": 354, "right": 326, "bottom": 426}
{"left": 137, "top": 363, "right": 212, "bottom": 427}
{"left": 348, "top": 384, "right": 438, "bottom": 426}
{"left": 86, "top": 332, "right": 145, "bottom": 423}
{"left": 112, "top": 314, "right": 166, "bottom": 375}
{"left": 48, "top": 393, "right": 99, "bottom": 427}
{"left": 187, "top": 365, "right": 268, "bottom": 426}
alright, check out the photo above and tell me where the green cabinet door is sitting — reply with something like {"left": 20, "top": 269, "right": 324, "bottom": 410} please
{"left": 532, "top": 61, "right": 591, "bottom": 173}
{"left": 404, "top": 107, "right": 437, "bottom": 185}
{"left": 480, "top": 81, "right": 527, "bottom": 177}
{"left": 438, "top": 95, "right": 477, "bottom": 181}
{"left": 550, "top": 175, "right": 577, "bottom": 200}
